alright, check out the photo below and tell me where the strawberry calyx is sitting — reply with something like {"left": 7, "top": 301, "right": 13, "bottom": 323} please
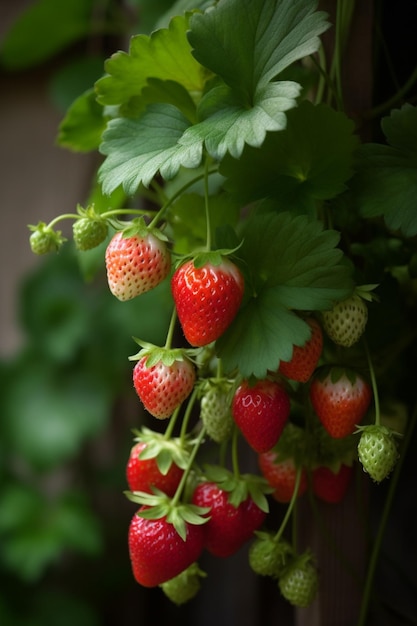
{"left": 129, "top": 338, "right": 201, "bottom": 366}
{"left": 312, "top": 364, "right": 367, "bottom": 387}
{"left": 112, "top": 216, "right": 170, "bottom": 243}
{"left": 131, "top": 427, "right": 192, "bottom": 473}
{"left": 354, "top": 283, "right": 379, "bottom": 303}
{"left": 125, "top": 490, "right": 210, "bottom": 541}
{"left": 172, "top": 245, "right": 243, "bottom": 271}
{"left": 200, "top": 464, "right": 272, "bottom": 512}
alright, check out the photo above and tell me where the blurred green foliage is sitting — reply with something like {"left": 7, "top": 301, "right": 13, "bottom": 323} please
{"left": 0, "top": 4, "right": 178, "bottom": 622}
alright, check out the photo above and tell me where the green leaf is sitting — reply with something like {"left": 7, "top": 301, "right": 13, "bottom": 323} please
{"left": 0, "top": 0, "right": 94, "bottom": 70}
{"left": 3, "top": 361, "right": 112, "bottom": 470}
{"left": 57, "top": 89, "right": 108, "bottom": 152}
{"left": 220, "top": 101, "right": 358, "bottom": 208}
{"left": 99, "top": 103, "right": 202, "bottom": 195}
{"left": 180, "top": 81, "right": 301, "bottom": 160}
{"left": 188, "top": 0, "right": 329, "bottom": 100}
{"left": 95, "top": 14, "right": 208, "bottom": 108}
{"left": 216, "top": 212, "right": 353, "bottom": 378}
{"left": 351, "top": 104, "right": 417, "bottom": 237}
{"left": 127, "top": 78, "right": 199, "bottom": 121}
{"left": 183, "top": 0, "right": 329, "bottom": 160}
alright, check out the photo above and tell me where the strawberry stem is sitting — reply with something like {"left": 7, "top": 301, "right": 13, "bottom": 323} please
{"left": 164, "top": 308, "right": 178, "bottom": 350}
{"left": 179, "top": 388, "right": 198, "bottom": 442}
{"left": 147, "top": 165, "right": 219, "bottom": 230}
{"left": 363, "top": 338, "right": 381, "bottom": 427}
{"left": 171, "top": 423, "right": 206, "bottom": 508}
{"left": 231, "top": 425, "right": 241, "bottom": 480}
{"left": 273, "top": 466, "right": 303, "bottom": 544}
{"left": 203, "top": 156, "right": 212, "bottom": 252}
{"left": 357, "top": 398, "right": 417, "bottom": 626}
{"left": 163, "top": 405, "right": 181, "bottom": 440}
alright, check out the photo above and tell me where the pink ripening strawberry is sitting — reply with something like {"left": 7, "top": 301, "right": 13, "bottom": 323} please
{"left": 133, "top": 354, "right": 196, "bottom": 419}
{"left": 171, "top": 255, "right": 244, "bottom": 347}
{"left": 105, "top": 221, "right": 171, "bottom": 301}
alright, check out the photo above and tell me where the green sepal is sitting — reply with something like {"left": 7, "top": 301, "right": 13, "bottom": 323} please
{"left": 117, "top": 216, "right": 170, "bottom": 242}
{"left": 202, "top": 465, "right": 272, "bottom": 512}
{"left": 128, "top": 339, "right": 200, "bottom": 365}
{"left": 173, "top": 243, "right": 243, "bottom": 270}
{"left": 126, "top": 491, "right": 210, "bottom": 541}
{"left": 132, "top": 426, "right": 192, "bottom": 472}
{"left": 312, "top": 364, "right": 364, "bottom": 387}
{"left": 354, "top": 283, "right": 380, "bottom": 303}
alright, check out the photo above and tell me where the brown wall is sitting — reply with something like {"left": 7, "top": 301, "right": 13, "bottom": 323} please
{"left": 0, "top": 2, "right": 96, "bottom": 357}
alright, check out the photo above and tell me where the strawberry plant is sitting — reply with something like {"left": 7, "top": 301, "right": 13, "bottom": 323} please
{"left": 21, "top": 0, "right": 417, "bottom": 623}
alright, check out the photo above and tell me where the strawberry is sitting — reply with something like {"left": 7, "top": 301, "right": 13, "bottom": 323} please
{"left": 105, "top": 221, "right": 171, "bottom": 301}
{"left": 249, "top": 532, "right": 292, "bottom": 578}
{"left": 191, "top": 481, "right": 266, "bottom": 558}
{"left": 279, "top": 317, "right": 323, "bottom": 383}
{"left": 160, "top": 563, "right": 206, "bottom": 605}
{"left": 259, "top": 452, "right": 307, "bottom": 503}
{"left": 357, "top": 425, "right": 399, "bottom": 482}
{"left": 199, "top": 378, "right": 234, "bottom": 443}
{"left": 232, "top": 379, "right": 290, "bottom": 453}
{"left": 126, "top": 441, "right": 184, "bottom": 496}
{"left": 309, "top": 367, "right": 372, "bottom": 439}
{"left": 132, "top": 351, "right": 195, "bottom": 419}
{"left": 322, "top": 294, "right": 368, "bottom": 348}
{"left": 311, "top": 463, "right": 353, "bottom": 503}
{"left": 73, "top": 217, "right": 108, "bottom": 251}
{"left": 279, "top": 552, "right": 318, "bottom": 608}
{"left": 128, "top": 507, "right": 205, "bottom": 587}
{"left": 171, "top": 255, "right": 244, "bottom": 347}
{"left": 28, "top": 221, "right": 66, "bottom": 254}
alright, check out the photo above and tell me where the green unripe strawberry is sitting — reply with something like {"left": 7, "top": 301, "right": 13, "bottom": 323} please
{"left": 200, "top": 379, "right": 234, "bottom": 443}
{"left": 279, "top": 553, "right": 318, "bottom": 608}
{"left": 249, "top": 532, "right": 292, "bottom": 578}
{"left": 160, "top": 563, "right": 205, "bottom": 605}
{"left": 357, "top": 425, "right": 399, "bottom": 482}
{"left": 28, "top": 222, "right": 65, "bottom": 255}
{"left": 322, "top": 294, "right": 368, "bottom": 348}
{"left": 73, "top": 217, "right": 108, "bottom": 251}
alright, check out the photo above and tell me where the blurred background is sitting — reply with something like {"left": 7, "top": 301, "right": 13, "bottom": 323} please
{"left": 1, "top": 2, "right": 417, "bottom": 626}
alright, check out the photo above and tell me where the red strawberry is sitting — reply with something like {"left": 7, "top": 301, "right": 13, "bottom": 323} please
{"left": 309, "top": 367, "right": 372, "bottom": 439}
{"left": 133, "top": 354, "right": 195, "bottom": 419}
{"left": 105, "top": 225, "right": 171, "bottom": 301}
{"left": 279, "top": 318, "right": 323, "bottom": 383}
{"left": 259, "top": 453, "right": 307, "bottom": 503}
{"left": 191, "top": 482, "right": 266, "bottom": 558}
{"left": 128, "top": 507, "right": 204, "bottom": 587}
{"left": 311, "top": 464, "right": 353, "bottom": 504}
{"left": 171, "top": 256, "right": 244, "bottom": 347}
{"left": 126, "top": 442, "right": 184, "bottom": 496}
{"left": 232, "top": 379, "right": 290, "bottom": 453}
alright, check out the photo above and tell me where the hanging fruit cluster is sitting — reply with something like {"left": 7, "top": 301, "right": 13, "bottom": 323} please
{"left": 28, "top": 0, "right": 416, "bottom": 613}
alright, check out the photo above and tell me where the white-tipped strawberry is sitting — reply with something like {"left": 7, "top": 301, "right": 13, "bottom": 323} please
{"left": 131, "top": 343, "right": 196, "bottom": 419}
{"left": 105, "top": 219, "right": 171, "bottom": 301}
{"left": 322, "top": 285, "right": 377, "bottom": 348}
